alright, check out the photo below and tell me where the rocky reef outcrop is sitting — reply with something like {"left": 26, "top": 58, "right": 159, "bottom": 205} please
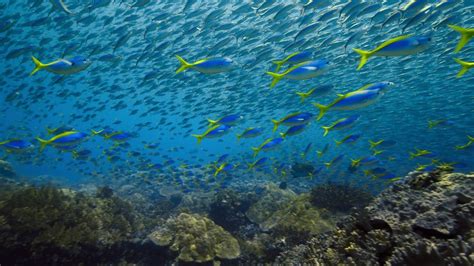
{"left": 277, "top": 169, "right": 474, "bottom": 265}
{"left": 148, "top": 212, "right": 241, "bottom": 263}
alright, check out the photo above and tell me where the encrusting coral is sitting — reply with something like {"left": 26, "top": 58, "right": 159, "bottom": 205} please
{"left": 148, "top": 212, "right": 241, "bottom": 263}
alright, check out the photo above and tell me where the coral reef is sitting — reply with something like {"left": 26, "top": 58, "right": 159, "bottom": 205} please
{"left": 277, "top": 170, "right": 474, "bottom": 265}
{"left": 148, "top": 212, "right": 240, "bottom": 263}
{"left": 291, "top": 162, "right": 315, "bottom": 178}
{"left": 0, "top": 185, "right": 154, "bottom": 264}
{"left": 310, "top": 182, "right": 374, "bottom": 213}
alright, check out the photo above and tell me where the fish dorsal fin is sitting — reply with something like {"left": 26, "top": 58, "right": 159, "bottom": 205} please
{"left": 356, "top": 83, "right": 373, "bottom": 91}
{"left": 373, "top": 35, "right": 412, "bottom": 53}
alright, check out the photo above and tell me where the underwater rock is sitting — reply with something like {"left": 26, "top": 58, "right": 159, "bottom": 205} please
{"left": 209, "top": 189, "right": 256, "bottom": 232}
{"left": 148, "top": 212, "right": 240, "bottom": 263}
{"left": 261, "top": 194, "right": 336, "bottom": 246}
{"left": 277, "top": 170, "right": 474, "bottom": 265}
{"left": 0, "top": 160, "right": 16, "bottom": 178}
{"left": 309, "top": 182, "right": 374, "bottom": 213}
{"left": 96, "top": 185, "right": 114, "bottom": 198}
{"left": 290, "top": 163, "right": 315, "bottom": 178}
{"left": 246, "top": 183, "right": 297, "bottom": 225}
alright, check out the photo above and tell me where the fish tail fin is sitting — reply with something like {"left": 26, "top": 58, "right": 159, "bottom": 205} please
{"left": 271, "top": 119, "right": 280, "bottom": 132}
{"left": 213, "top": 168, "right": 221, "bottom": 177}
{"left": 369, "top": 139, "right": 383, "bottom": 149}
{"left": 335, "top": 139, "right": 342, "bottom": 146}
{"left": 207, "top": 118, "right": 218, "bottom": 126}
{"left": 454, "top": 58, "right": 472, "bottom": 78}
{"left": 296, "top": 91, "right": 309, "bottom": 103}
{"left": 30, "top": 56, "right": 45, "bottom": 76}
{"left": 448, "top": 25, "right": 473, "bottom": 53}
{"left": 427, "top": 120, "right": 436, "bottom": 129}
{"left": 266, "top": 71, "right": 284, "bottom": 88}
{"left": 236, "top": 134, "right": 242, "bottom": 140}
{"left": 46, "top": 127, "right": 56, "bottom": 135}
{"left": 272, "top": 60, "right": 284, "bottom": 72}
{"left": 175, "top": 55, "right": 192, "bottom": 73}
{"left": 36, "top": 137, "right": 49, "bottom": 152}
{"left": 279, "top": 132, "right": 286, "bottom": 139}
{"left": 324, "top": 162, "right": 332, "bottom": 168}
{"left": 373, "top": 149, "right": 384, "bottom": 156}
{"left": 312, "top": 103, "right": 329, "bottom": 121}
{"left": 353, "top": 48, "right": 372, "bottom": 70}
{"left": 91, "top": 129, "right": 103, "bottom": 136}
{"left": 317, "top": 151, "right": 323, "bottom": 158}
{"left": 409, "top": 152, "right": 416, "bottom": 160}
{"left": 72, "top": 151, "right": 78, "bottom": 159}
{"left": 351, "top": 159, "right": 360, "bottom": 167}
{"left": 468, "top": 135, "right": 474, "bottom": 142}
{"left": 322, "top": 126, "right": 331, "bottom": 137}
{"left": 191, "top": 134, "right": 204, "bottom": 144}
{"left": 251, "top": 147, "right": 260, "bottom": 157}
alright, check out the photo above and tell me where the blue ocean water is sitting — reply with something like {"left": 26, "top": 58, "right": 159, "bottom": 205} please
{"left": 0, "top": 0, "right": 473, "bottom": 191}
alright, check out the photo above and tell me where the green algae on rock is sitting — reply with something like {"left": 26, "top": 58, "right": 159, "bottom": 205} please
{"left": 148, "top": 212, "right": 241, "bottom": 262}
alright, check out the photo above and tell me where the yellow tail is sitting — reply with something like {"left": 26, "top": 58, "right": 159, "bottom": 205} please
{"left": 454, "top": 58, "right": 473, "bottom": 78}
{"left": 207, "top": 118, "right": 218, "bottom": 127}
{"left": 30, "top": 56, "right": 46, "bottom": 76}
{"left": 322, "top": 126, "right": 331, "bottom": 137}
{"left": 251, "top": 147, "right": 260, "bottom": 157}
{"left": 271, "top": 119, "right": 280, "bottom": 132}
{"left": 369, "top": 140, "right": 383, "bottom": 149}
{"left": 191, "top": 134, "right": 204, "bottom": 144}
{"left": 175, "top": 55, "right": 192, "bottom": 73}
{"left": 335, "top": 139, "right": 343, "bottom": 146}
{"left": 36, "top": 137, "right": 50, "bottom": 152}
{"left": 448, "top": 25, "right": 473, "bottom": 53}
{"left": 91, "top": 129, "right": 104, "bottom": 136}
{"left": 351, "top": 159, "right": 360, "bottom": 168}
{"left": 317, "top": 151, "right": 323, "bottom": 158}
{"left": 266, "top": 71, "right": 284, "bottom": 88}
{"left": 312, "top": 103, "right": 329, "bottom": 121}
{"left": 272, "top": 60, "right": 284, "bottom": 72}
{"left": 353, "top": 48, "right": 372, "bottom": 70}
{"left": 296, "top": 91, "right": 309, "bottom": 103}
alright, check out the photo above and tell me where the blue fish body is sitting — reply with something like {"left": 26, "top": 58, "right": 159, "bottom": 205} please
{"left": 333, "top": 89, "right": 385, "bottom": 110}
{"left": 282, "top": 112, "right": 315, "bottom": 126}
{"left": 207, "top": 125, "right": 231, "bottom": 138}
{"left": 375, "top": 36, "right": 431, "bottom": 56}
{"left": 286, "top": 60, "right": 330, "bottom": 80}
{"left": 238, "top": 127, "right": 263, "bottom": 139}
{"left": 332, "top": 114, "right": 361, "bottom": 130}
{"left": 52, "top": 132, "right": 88, "bottom": 145}
{"left": 262, "top": 137, "right": 284, "bottom": 151}
{"left": 0, "top": 140, "right": 34, "bottom": 150}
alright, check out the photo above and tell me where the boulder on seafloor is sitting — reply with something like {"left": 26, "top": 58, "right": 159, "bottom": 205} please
{"left": 209, "top": 189, "right": 257, "bottom": 232}
{"left": 246, "top": 183, "right": 297, "bottom": 225}
{"left": 148, "top": 212, "right": 241, "bottom": 263}
{"left": 246, "top": 184, "right": 336, "bottom": 247}
{"left": 0, "top": 160, "right": 16, "bottom": 178}
{"left": 276, "top": 170, "right": 474, "bottom": 265}
{"left": 309, "top": 182, "right": 374, "bottom": 213}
